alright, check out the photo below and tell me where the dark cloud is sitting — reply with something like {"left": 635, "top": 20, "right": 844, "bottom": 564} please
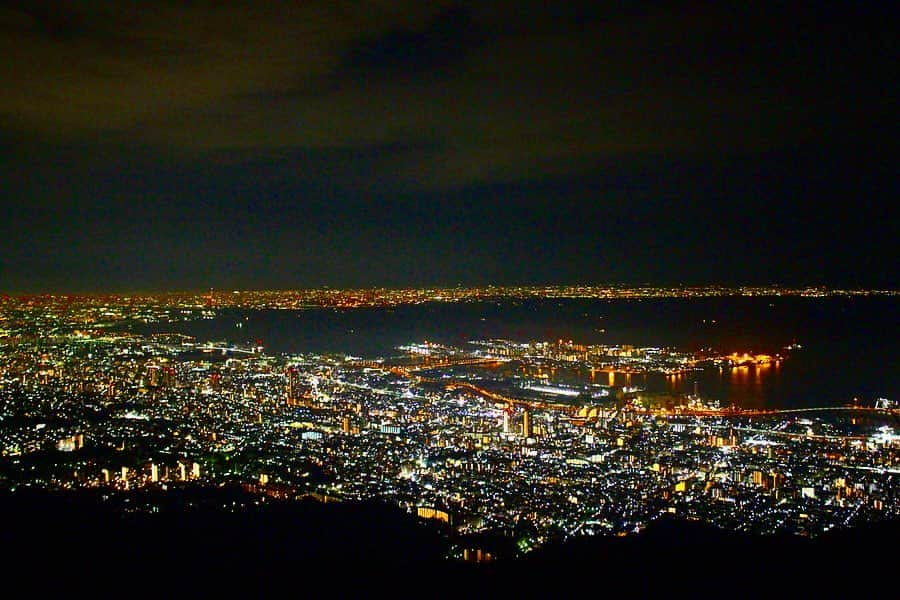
{"left": 2, "top": 1, "right": 893, "bottom": 182}
{"left": 341, "top": 6, "right": 479, "bottom": 82}
{"left": 0, "top": 1, "right": 895, "bottom": 291}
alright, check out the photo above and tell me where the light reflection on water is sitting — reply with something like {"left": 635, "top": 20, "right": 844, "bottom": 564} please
{"left": 130, "top": 296, "right": 899, "bottom": 409}
{"left": 503, "top": 362, "right": 784, "bottom": 409}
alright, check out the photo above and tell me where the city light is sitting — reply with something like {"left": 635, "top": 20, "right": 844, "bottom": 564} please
{"left": 0, "top": 286, "right": 897, "bottom": 561}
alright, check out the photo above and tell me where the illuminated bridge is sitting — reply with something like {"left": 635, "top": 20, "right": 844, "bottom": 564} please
{"left": 408, "top": 357, "right": 511, "bottom": 371}
{"left": 346, "top": 357, "right": 509, "bottom": 372}
{"left": 645, "top": 406, "right": 900, "bottom": 418}
{"left": 444, "top": 381, "right": 577, "bottom": 412}
{"left": 196, "top": 344, "right": 258, "bottom": 355}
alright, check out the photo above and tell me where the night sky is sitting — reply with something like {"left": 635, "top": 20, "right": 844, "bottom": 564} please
{"left": 1, "top": 1, "right": 895, "bottom": 292}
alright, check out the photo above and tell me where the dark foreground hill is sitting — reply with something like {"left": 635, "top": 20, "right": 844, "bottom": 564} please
{"left": 1, "top": 488, "right": 897, "bottom": 592}
{"left": 512, "top": 516, "right": 900, "bottom": 592}
{"left": 0, "top": 487, "right": 446, "bottom": 570}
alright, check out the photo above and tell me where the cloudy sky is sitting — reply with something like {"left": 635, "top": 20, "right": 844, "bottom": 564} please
{"left": 1, "top": 1, "right": 895, "bottom": 291}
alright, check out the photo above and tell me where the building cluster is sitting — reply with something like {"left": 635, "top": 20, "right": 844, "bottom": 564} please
{"left": 1, "top": 299, "right": 898, "bottom": 557}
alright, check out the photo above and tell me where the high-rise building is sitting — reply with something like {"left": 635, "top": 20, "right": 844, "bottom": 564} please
{"left": 162, "top": 366, "right": 176, "bottom": 388}
{"left": 357, "top": 401, "right": 368, "bottom": 428}
{"left": 150, "top": 463, "right": 159, "bottom": 483}
{"left": 286, "top": 366, "right": 301, "bottom": 405}
{"left": 752, "top": 470, "right": 765, "bottom": 487}
{"left": 147, "top": 365, "right": 161, "bottom": 388}
{"left": 522, "top": 410, "right": 532, "bottom": 438}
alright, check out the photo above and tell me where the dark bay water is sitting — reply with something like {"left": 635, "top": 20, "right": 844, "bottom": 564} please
{"left": 131, "top": 297, "right": 898, "bottom": 409}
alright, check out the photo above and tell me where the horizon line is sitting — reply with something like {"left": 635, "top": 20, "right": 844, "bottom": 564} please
{"left": 2, "top": 284, "right": 898, "bottom": 298}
